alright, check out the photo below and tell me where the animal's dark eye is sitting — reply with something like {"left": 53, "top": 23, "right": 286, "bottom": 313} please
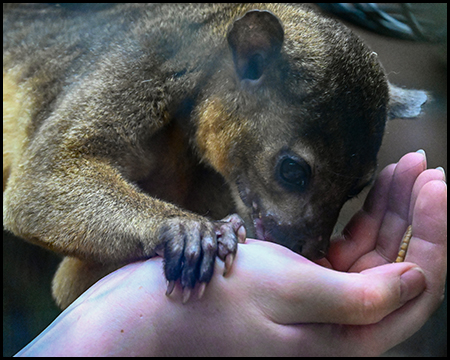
{"left": 278, "top": 157, "right": 311, "bottom": 191}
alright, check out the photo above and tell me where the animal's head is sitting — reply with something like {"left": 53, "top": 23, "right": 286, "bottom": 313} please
{"left": 195, "top": 7, "right": 427, "bottom": 259}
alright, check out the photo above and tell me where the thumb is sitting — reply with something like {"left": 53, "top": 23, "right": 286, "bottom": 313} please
{"left": 277, "top": 262, "right": 426, "bottom": 325}
{"left": 332, "top": 263, "right": 426, "bottom": 325}
{"left": 353, "top": 263, "right": 426, "bottom": 324}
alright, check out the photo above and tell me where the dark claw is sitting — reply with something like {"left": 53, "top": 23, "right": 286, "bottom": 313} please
{"left": 166, "top": 280, "right": 176, "bottom": 296}
{"left": 223, "top": 253, "right": 234, "bottom": 276}
{"left": 160, "top": 214, "right": 245, "bottom": 302}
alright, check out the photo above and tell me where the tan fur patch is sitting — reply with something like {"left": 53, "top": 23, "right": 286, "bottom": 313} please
{"left": 195, "top": 97, "right": 249, "bottom": 178}
{"left": 3, "top": 66, "right": 34, "bottom": 190}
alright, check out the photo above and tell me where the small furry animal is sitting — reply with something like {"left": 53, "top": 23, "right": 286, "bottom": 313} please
{"left": 3, "top": 4, "right": 427, "bottom": 308}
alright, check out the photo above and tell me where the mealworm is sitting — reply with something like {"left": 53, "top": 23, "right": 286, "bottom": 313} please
{"left": 395, "top": 225, "right": 412, "bottom": 263}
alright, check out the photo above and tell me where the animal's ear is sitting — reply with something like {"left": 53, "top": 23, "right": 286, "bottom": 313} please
{"left": 388, "top": 83, "right": 428, "bottom": 119}
{"left": 228, "top": 10, "right": 284, "bottom": 82}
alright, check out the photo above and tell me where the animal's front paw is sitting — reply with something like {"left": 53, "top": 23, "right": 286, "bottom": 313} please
{"left": 159, "top": 214, "right": 246, "bottom": 302}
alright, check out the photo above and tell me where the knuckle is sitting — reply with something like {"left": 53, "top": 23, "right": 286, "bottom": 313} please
{"left": 355, "top": 283, "right": 390, "bottom": 324}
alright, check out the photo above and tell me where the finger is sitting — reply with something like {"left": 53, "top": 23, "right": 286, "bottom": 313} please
{"left": 326, "top": 163, "right": 396, "bottom": 271}
{"left": 375, "top": 151, "right": 426, "bottom": 261}
{"left": 344, "top": 152, "right": 427, "bottom": 271}
{"left": 387, "top": 151, "right": 427, "bottom": 222}
{"left": 339, "top": 180, "right": 447, "bottom": 354}
{"left": 408, "top": 180, "right": 447, "bottom": 290}
{"left": 362, "top": 163, "right": 397, "bottom": 222}
{"left": 267, "top": 261, "right": 425, "bottom": 325}
{"left": 394, "top": 169, "right": 446, "bottom": 262}
{"left": 408, "top": 168, "right": 446, "bottom": 224}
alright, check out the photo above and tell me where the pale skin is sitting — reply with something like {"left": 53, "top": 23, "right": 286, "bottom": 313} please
{"left": 16, "top": 151, "right": 447, "bottom": 356}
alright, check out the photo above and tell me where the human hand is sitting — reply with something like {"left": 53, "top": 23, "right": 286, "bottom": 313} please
{"left": 16, "top": 151, "right": 446, "bottom": 357}
{"left": 310, "top": 150, "right": 447, "bottom": 354}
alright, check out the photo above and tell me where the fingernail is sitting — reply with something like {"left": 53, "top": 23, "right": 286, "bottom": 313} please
{"left": 436, "top": 167, "right": 446, "bottom": 181}
{"left": 400, "top": 267, "right": 426, "bottom": 303}
{"left": 415, "top": 149, "right": 425, "bottom": 156}
{"left": 416, "top": 149, "right": 426, "bottom": 161}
